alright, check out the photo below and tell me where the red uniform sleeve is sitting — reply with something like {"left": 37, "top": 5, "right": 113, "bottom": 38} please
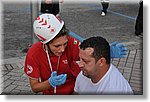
{"left": 68, "top": 36, "right": 80, "bottom": 60}
{"left": 24, "top": 52, "right": 40, "bottom": 80}
{"left": 67, "top": 36, "right": 81, "bottom": 77}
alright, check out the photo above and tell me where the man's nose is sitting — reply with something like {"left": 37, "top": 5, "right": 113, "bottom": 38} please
{"left": 79, "top": 61, "right": 84, "bottom": 69}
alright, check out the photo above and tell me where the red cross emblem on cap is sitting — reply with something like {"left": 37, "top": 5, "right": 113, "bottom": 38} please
{"left": 50, "top": 28, "right": 55, "bottom": 33}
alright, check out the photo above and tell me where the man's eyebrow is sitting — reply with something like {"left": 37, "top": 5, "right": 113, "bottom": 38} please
{"left": 81, "top": 57, "right": 88, "bottom": 62}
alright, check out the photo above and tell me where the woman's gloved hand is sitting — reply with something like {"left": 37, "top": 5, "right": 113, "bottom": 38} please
{"left": 48, "top": 71, "right": 67, "bottom": 87}
{"left": 110, "top": 41, "right": 127, "bottom": 58}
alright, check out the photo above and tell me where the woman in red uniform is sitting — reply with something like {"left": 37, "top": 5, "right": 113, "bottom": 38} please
{"left": 24, "top": 14, "right": 80, "bottom": 94}
{"left": 24, "top": 14, "right": 127, "bottom": 95}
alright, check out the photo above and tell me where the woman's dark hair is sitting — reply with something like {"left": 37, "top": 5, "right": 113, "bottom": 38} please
{"left": 53, "top": 25, "right": 68, "bottom": 40}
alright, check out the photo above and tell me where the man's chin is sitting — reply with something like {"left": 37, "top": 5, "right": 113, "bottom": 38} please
{"left": 82, "top": 71, "right": 90, "bottom": 78}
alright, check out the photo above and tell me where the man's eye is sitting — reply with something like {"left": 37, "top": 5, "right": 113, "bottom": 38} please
{"left": 84, "top": 61, "right": 88, "bottom": 63}
{"left": 82, "top": 59, "right": 88, "bottom": 63}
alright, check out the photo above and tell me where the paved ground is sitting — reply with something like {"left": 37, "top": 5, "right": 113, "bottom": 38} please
{"left": 0, "top": 1, "right": 143, "bottom": 95}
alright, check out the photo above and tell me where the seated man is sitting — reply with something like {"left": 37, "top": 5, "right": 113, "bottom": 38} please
{"left": 74, "top": 36, "right": 133, "bottom": 95}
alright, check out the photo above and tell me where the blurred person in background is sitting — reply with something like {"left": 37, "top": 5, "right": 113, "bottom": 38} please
{"left": 41, "top": 0, "right": 63, "bottom": 17}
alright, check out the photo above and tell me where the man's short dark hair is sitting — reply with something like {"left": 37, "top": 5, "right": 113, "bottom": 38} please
{"left": 80, "top": 36, "right": 110, "bottom": 64}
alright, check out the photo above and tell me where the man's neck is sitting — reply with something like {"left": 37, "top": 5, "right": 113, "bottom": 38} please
{"left": 91, "top": 64, "right": 110, "bottom": 83}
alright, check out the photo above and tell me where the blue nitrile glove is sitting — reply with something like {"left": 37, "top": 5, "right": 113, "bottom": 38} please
{"left": 110, "top": 42, "right": 128, "bottom": 58}
{"left": 48, "top": 71, "right": 67, "bottom": 87}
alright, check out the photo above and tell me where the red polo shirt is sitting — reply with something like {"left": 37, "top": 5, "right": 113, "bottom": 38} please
{"left": 24, "top": 36, "right": 81, "bottom": 94}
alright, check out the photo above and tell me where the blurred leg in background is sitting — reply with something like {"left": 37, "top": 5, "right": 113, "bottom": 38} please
{"left": 40, "top": 0, "right": 60, "bottom": 16}
{"left": 101, "top": 0, "right": 109, "bottom": 16}
{"left": 135, "top": 1, "right": 143, "bottom": 37}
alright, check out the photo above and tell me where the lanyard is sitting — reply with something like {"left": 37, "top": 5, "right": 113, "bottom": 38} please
{"left": 45, "top": 44, "right": 60, "bottom": 94}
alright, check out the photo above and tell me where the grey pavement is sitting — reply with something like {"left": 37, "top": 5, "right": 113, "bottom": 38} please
{"left": 0, "top": 1, "right": 143, "bottom": 95}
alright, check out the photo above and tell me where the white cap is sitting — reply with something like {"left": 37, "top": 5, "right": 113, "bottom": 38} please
{"left": 33, "top": 14, "right": 64, "bottom": 44}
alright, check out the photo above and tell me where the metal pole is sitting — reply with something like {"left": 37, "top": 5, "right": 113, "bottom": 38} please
{"left": 30, "top": 0, "right": 39, "bottom": 43}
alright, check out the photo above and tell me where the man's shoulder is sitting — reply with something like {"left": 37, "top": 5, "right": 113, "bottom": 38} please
{"left": 110, "top": 64, "right": 122, "bottom": 75}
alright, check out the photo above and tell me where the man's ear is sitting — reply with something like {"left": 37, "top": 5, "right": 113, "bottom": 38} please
{"left": 97, "top": 57, "right": 106, "bottom": 66}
